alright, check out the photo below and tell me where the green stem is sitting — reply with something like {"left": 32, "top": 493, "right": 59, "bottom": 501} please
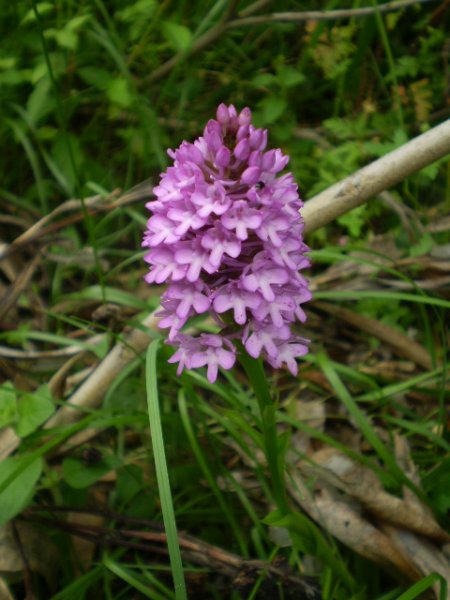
{"left": 239, "top": 347, "right": 288, "bottom": 514}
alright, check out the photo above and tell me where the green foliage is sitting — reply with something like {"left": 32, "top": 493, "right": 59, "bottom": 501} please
{"left": 0, "top": 456, "right": 43, "bottom": 526}
{"left": 162, "top": 22, "right": 193, "bottom": 52}
{"left": 0, "top": 382, "right": 55, "bottom": 436}
{"left": 15, "top": 385, "right": 55, "bottom": 437}
{"left": 62, "top": 455, "right": 119, "bottom": 488}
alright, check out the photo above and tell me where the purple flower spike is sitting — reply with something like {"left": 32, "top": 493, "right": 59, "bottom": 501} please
{"left": 143, "top": 104, "right": 311, "bottom": 380}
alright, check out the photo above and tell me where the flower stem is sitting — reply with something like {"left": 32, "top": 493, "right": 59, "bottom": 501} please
{"left": 238, "top": 347, "right": 288, "bottom": 514}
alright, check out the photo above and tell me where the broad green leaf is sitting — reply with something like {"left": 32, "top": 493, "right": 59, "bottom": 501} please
{"left": 116, "top": 0, "right": 156, "bottom": 22}
{"left": 26, "top": 77, "right": 52, "bottom": 125}
{"left": 31, "top": 62, "right": 48, "bottom": 85}
{"left": 116, "top": 465, "right": 143, "bottom": 505}
{"left": 259, "top": 96, "right": 287, "bottom": 124}
{"left": 276, "top": 65, "right": 305, "bottom": 87}
{"left": 251, "top": 73, "right": 277, "bottom": 88}
{"left": 0, "top": 58, "right": 17, "bottom": 70}
{"left": 107, "top": 78, "right": 133, "bottom": 108}
{"left": 0, "top": 71, "right": 25, "bottom": 86}
{"left": 51, "top": 132, "right": 84, "bottom": 189}
{"left": 0, "top": 456, "right": 43, "bottom": 526}
{"left": 78, "top": 67, "right": 112, "bottom": 90}
{"left": 337, "top": 204, "right": 367, "bottom": 237}
{"left": 21, "top": 2, "right": 53, "bottom": 25}
{"left": 162, "top": 22, "right": 192, "bottom": 52}
{"left": 0, "top": 382, "right": 17, "bottom": 429}
{"left": 55, "top": 29, "right": 78, "bottom": 50}
{"left": 16, "top": 384, "right": 55, "bottom": 437}
{"left": 65, "top": 14, "right": 90, "bottom": 31}
{"left": 62, "top": 456, "right": 118, "bottom": 489}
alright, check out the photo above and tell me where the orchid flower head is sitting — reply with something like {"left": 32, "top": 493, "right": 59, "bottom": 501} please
{"left": 143, "top": 104, "right": 311, "bottom": 382}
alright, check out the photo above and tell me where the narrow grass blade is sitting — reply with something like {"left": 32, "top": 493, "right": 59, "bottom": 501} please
{"left": 103, "top": 555, "right": 169, "bottom": 600}
{"left": 238, "top": 348, "right": 288, "bottom": 513}
{"left": 145, "top": 340, "right": 187, "bottom": 600}
{"left": 317, "top": 351, "right": 422, "bottom": 496}
{"left": 313, "top": 290, "right": 450, "bottom": 310}
{"left": 178, "top": 389, "right": 248, "bottom": 556}
{"left": 395, "top": 573, "right": 447, "bottom": 600}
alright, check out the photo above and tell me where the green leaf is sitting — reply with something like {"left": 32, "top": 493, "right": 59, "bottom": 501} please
{"left": 78, "top": 67, "right": 112, "bottom": 90}
{"left": 337, "top": 204, "right": 367, "bottom": 237}
{"left": 26, "top": 77, "right": 53, "bottom": 125}
{"left": 15, "top": 384, "right": 55, "bottom": 437}
{"left": 55, "top": 29, "right": 78, "bottom": 50}
{"left": 116, "top": 465, "right": 143, "bottom": 505}
{"left": 259, "top": 96, "right": 287, "bottom": 124}
{"left": 0, "top": 382, "right": 17, "bottom": 429}
{"left": 107, "top": 78, "right": 133, "bottom": 108}
{"left": 276, "top": 65, "right": 305, "bottom": 87}
{"left": 0, "top": 57, "right": 17, "bottom": 70}
{"left": 251, "top": 73, "right": 277, "bottom": 88}
{"left": 21, "top": 2, "right": 53, "bottom": 25}
{"left": 116, "top": 0, "right": 156, "bottom": 23}
{"left": 51, "top": 132, "right": 84, "bottom": 189}
{"left": 409, "top": 232, "right": 434, "bottom": 257}
{"left": 162, "top": 22, "right": 192, "bottom": 52}
{"left": 0, "top": 456, "right": 43, "bottom": 526}
{"left": 65, "top": 14, "right": 91, "bottom": 31}
{"left": 62, "top": 455, "right": 118, "bottom": 489}
{"left": 0, "top": 71, "right": 26, "bottom": 86}
{"left": 31, "top": 62, "right": 48, "bottom": 85}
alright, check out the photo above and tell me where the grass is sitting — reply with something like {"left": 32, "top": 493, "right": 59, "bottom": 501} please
{"left": 0, "top": 0, "right": 449, "bottom": 598}
{"left": 146, "top": 340, "right": 187, "bottom": 600}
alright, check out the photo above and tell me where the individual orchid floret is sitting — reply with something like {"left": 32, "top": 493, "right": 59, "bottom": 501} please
{"left": 213, "top": 283, "right": 261, "bottom": 326}
{"left": 243, "top": 322, "right": 291, "bottom": 360}
{"left": 143, "top": 104, "right": 311, "bottom": 382}
{"left": 189, "top": 334, "right": 237, "bottom": 384}
{"left": 221, "top": 201, "right": 262, "bottom": 241}
{"left": 267, "top": 338, "right": 310, "bottom": 375}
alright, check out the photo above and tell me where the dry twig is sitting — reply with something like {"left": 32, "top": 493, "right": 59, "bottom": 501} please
{"left": 23, "top": 509, "right": 321, "bottom": 599}
{"left": 228, "top": 0, "right": 436, "bottom": 27}
{"left": 314, "top": 301, "right": 433, "bottom": 370}
{"left": 302, "top": 119, "right": 450, "bottom": 234}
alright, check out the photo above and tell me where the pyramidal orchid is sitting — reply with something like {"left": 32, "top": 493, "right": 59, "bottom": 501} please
{"left": 143, "top": 104, "right": 311, "bottom": 382}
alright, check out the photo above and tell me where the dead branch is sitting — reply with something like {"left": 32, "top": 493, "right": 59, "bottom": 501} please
{"left": 143, "top": 0, "right": 435, "bottom": 85}
{"left": 228, "top": 0, "right": 436, "bottom": 28}
{"left": 23, "top": 510, "right": 322, "bottom": 599}
{"left": 302, "top": 119, "right": 450, "bottom": 234}
{"left": 42, "top": 314, "right": 157, "bottom": 429}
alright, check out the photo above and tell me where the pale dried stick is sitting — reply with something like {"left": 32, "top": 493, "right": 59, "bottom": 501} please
{"left": 43, "top": 314, "right": 158, "bottom": 429}
{"left": 302, "top": 119, "right": 450, "bottom": 234}
{"left": 228, "top": 0, "right": 435, "bottom": 27}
